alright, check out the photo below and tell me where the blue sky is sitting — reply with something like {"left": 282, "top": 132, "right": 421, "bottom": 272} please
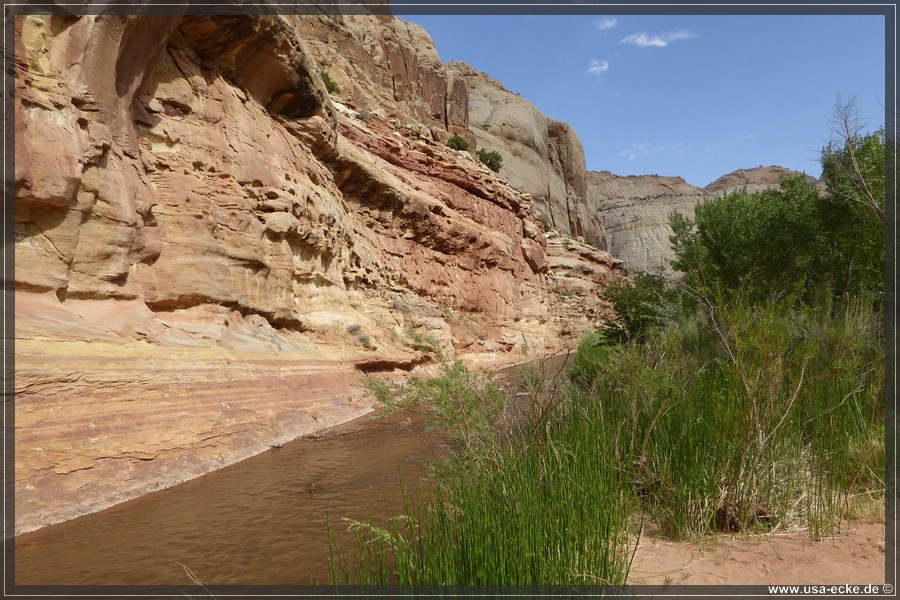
{"left": 398, "top": 13, "right": 886, "bottom": 188}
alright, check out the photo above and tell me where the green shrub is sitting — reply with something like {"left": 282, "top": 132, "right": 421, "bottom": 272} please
{"left": 601, "top": 272, "right": 683, "bottom": 343}
{"left": 445, "top": 135, "right": 468, "bottom": 151}
{"left": 585, "top": 292, "right": 884, "bottom": 539}
{"left": 360, "top": 360, "right": 505, "bottom": 459}
{"left": 538, "top": 214, "right": 551, "bottom": 231}
{"left": 476, "top": 148, "right": 503, "bottom": 172}
{"left": 321, "top": 71, "right": 340, "bottom": 95}
{"left": 568, "top": 330, "right": 612, "bottom": 387}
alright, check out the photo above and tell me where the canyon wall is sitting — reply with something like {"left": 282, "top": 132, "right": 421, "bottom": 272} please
{"left": 449, "top": 62, "right": 608, "bottom": 250}
{"left": 14, "top": 14, "right": 622, "bottom": 535}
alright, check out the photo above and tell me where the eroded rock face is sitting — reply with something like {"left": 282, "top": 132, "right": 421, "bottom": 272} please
{"left": 291, "top": 14, "right": 471, "bottom": 145}
{"left": 587, "top": 171, "right": 710, "bottom": 275}
{"left": 545, "top": 233, "right": 622, "bottom": 338}
{"left": 449, "top": 63, "right": 606, "bottom": 248}
{"left": 14, "top": 14, "right": 621, "bottom": 534}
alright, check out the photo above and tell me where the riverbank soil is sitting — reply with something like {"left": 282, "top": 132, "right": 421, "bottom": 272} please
{"left": 629, "top": 520, "right": 886, "bottom": 585}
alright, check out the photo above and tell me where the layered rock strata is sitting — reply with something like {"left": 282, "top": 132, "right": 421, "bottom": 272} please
{"left": 14, "top": 14, "right": 621, "bottom": 534}
{"left": 449, "top": 62, "right": 607, "bottom": 249}
{"left": 587, "top": 172, "right": 709, "bottom": 275}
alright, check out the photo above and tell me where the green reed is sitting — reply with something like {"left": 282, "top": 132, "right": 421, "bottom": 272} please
{"left": 329, "top": 365, "right": 637, "bottom": 585}
{"left": 329, "top": 293, "right": 884, "bottom": 584}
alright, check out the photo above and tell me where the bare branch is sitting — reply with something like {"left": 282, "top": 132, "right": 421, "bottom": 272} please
{"left": 824, "top": 95, "right": 885, "bottom": 223}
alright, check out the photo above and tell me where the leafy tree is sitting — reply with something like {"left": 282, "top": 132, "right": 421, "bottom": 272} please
{"left": 476, "top": 148, "right": 503, "bottom": 172}
{"left": 669, "top": 97, "right": 886, "bottom": 304}
{"left": 669, "top": 172, "right": 884, "bottom": 303}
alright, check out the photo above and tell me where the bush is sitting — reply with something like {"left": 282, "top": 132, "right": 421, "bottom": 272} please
{"left": 476, "top": 148, "right": 503, "bottom": 172}
{"left": 576, "top": 292, "right": 884, "bottom": 539}
{"left": 346, "top": 323, "right": 373, "bottom": 349}
{"left": 445, "top": 135, "right": 468, "bottom": 151}
{"left": 321, "top": 71, "right": 340, "bottom": 95}
{"left": 601, "top": 272, "right": 683, "bottom": 342}
{"left": 568, "top": 330, "right": 612, "bottom": 387}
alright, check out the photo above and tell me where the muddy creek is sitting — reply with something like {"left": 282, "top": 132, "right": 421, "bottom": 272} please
{"left": 15, "top": 359, "right": 557, "bottom": 586}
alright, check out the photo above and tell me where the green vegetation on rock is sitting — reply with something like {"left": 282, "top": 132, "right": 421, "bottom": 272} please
{"left": 321, "top": 70, "right": 340, "bottom": 95}
{"left": 476, "top": 148, "right": 503, "bottom": 172}
{"left": 445, "top": 135, "right": 469, "bottom": 151}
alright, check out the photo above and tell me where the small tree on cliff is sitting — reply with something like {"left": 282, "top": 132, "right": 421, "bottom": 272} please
{"left": 477, "top": 148, "right": 503, "bottom": 173}
{"left": 446, "top": 135, "right": 469, "bottom": 151}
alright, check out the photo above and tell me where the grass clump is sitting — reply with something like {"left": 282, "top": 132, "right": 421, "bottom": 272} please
{"left": 406, "top": 329, "right": 443, "bottom": 360}
{"left": 361, "top": 360, "right": 505, "bottom": 459}
{"left": 331, "top": 360, "right": 638, "bottom": 585}
{"left": 347, "top": 323, "right": 374, "bottom": 350}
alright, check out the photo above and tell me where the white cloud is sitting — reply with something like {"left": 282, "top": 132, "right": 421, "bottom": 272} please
{"left": 587, "top": 59, "right": 610, "bottom": 75}
{"left": 620, "top": 30, "right": 696, "bottom": 48}
{"left": 620, "top": 142, "right": 653, "bottom": 160}
{"left": 620, "top": 142, "right": 684, "bottom": 160}
{"left": 595, "top": 17, "right": 617, "bottom": 31}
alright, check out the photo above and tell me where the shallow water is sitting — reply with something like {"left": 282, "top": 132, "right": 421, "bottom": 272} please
{"left": 14, "top": 358, "right": 559, "bottom": 586}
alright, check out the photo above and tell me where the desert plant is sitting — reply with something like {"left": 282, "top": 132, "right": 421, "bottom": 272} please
{"left": 568, "top": 330, "right": 612, "bottom": 387}
{"left": 578, "top": 290, "right": 884, "bottom": 539}
{"left": 347, "top": 323, "right": 374, "bottom": 349}
{"left": 476, "top": 148, "right": 503, "bottom": 172}
{"left": 407, "top": 329, "right": 443, "bottom": 361}
{"left": 321, "top": 70, "right": 340, "bottom": 95}
{"left": 445, "top": 135, "right": 469, "bottom": 151}
{"left": 538, "top": 214, "right": 552, "bottom": 231}
{"left": 360, "top": 360, "right": 506, "bottom": 461}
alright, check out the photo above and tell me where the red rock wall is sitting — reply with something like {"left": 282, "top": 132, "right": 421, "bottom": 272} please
{"left": 14, "top": 14, "right": 623, "bottom": 534}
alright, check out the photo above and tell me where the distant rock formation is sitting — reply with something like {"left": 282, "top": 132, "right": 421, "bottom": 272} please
{"left": 587, "top": 172, "right": 710, "bottom": 275}
{"left": 705, "top": 165, "right": 819, "bottom": 195}
{"left": 14, "top": 14, "right": 622, "bottom": 535}
{"left": 587, "top": 166, "right": 819, "bottom": 276}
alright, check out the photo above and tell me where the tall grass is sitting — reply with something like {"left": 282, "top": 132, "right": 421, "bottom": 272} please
{"left": 579, "top": 293, "right": 884, "bottom": 539}
{"left": 329, "top": 293, "right": 884, "bottom": 584}
{"left": 330, "top": 362, "right": 638, "bottom": 585}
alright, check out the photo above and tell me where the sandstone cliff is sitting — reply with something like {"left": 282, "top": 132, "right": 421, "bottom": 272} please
{"left": 14, "top": 14, "right": 622, "bottom": 534}
{"left": 448, "top": 62, "right": 607, "bottom": 249}
{"left": 587, "top": 172, "right": 709, "bottom": 275}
